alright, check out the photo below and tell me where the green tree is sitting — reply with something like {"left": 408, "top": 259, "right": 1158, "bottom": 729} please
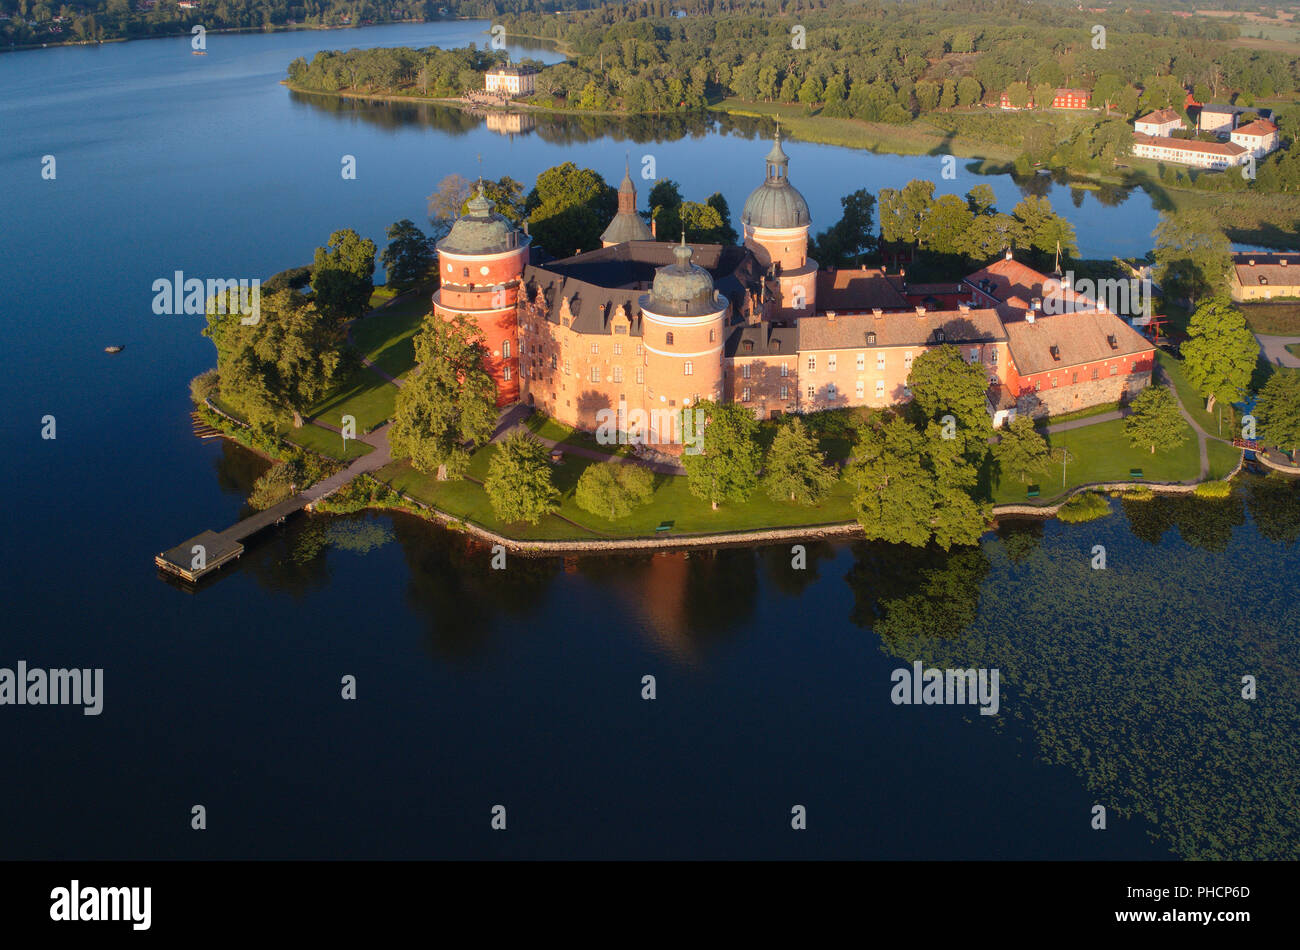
{"left": 878, "top": 179, "right": 934, "bottom": 247}
{"left": 1253, "top": 370, "right": 1300, "bottom": 457}
{"left": 379, "top": 219, "right": 434, "bottom": 292}
{"left": 1011, "top": 196, "right": 1078, "bottom": 263}
{"left": 525, "top": 162, "right": 617, "bottom": 256}
{"left": 906, "top": 344, "right": 993, "bottom": 455}
{"left": 1181, "top": 298, "right": 1260, "bottom": 424}
{"left": 574, "top": 461, "right": 655, "bottom": 520}
{"left": 311, "top": 228, "right": 377, "bottom": 325}
{"left": 1124, "top": 385, "right": 1190, "bottom": 454}
{"left": 484, "top": 431, "right": 560, "bottom": 525}
{"left": 761, "top": 417, "right": 838, "bottom": 504}
{"left": 809, "top": 188, "right": 877, "bottom": 266}
{"left": 995, "top": 415, "right": 1051, "bottom": 483}
{"left": 1153, "top": 211, "right": 1232, "bottom": 307}
{"left": 682, "top": 401, "right": 761, "bottom": 509}
{"left": 204, "top": 289, "right": 343, "bottom": 431}
{"left": 956, "top": 76, "right": 982, "bottom": 106}
{"left": 847, "top": 416, "right": 934, "bottom": 548}
{"left": 389, "top": 314, "right": 497, "bottom": 480}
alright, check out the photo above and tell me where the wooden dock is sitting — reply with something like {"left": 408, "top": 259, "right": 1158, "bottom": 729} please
{"left": 155, "top": 495, "right": 310, "bottom": 582}
{"left": 157, "top": 422, "right": 394, "bottom": 584}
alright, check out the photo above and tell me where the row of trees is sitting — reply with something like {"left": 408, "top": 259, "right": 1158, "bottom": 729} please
{"left": 878, "top": 181, "right": 1078, "bottom": 270}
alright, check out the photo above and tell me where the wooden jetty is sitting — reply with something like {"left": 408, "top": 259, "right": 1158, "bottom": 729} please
{"left": 155, "top": 495, "right": 309, "bottom": 582}
{"left": 156, "top": 421, "right": 392, "bottom": 584}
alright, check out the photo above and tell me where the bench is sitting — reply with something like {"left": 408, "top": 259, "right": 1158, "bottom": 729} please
{"left": 655, "top": 521, "right": 674, "bottom": 534}
{"left": 1129, "top": 468, "right": 1144, "bottom": 479}
{"left": 1026, "top": 485, "right": 1040, "bottom": 499}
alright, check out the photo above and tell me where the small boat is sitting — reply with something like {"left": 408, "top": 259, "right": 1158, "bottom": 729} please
{"left": 192, "top": 50, "right": 206, "bottom": 56}
{"left": 104, "top": 345, "right": 124, "bottom": 354}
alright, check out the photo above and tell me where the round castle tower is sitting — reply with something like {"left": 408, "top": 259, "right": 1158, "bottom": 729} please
{"left": 601, "top": 161, "right": 653, "bottom": 247}
{"left": 639, "top": 236, "right": 728, "bottom": 429}
{"left": 433, "top": 184, "right": 530, "bottom": 407}
{"left": 741, "top": 128, "right": 817, "bottom": 320}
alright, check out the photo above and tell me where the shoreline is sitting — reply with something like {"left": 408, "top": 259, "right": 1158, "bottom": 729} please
{"left": 196, "top": 415, "right": 1258, "bottom": 556}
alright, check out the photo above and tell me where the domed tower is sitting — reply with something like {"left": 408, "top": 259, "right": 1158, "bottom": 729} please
{"left": 433, "top": 183, "right": 531, "bottom": 407}
{"left": 741, "top": 127, "right": 817, "bottom": 320}
{"left": 639, "top": 237, "right": 728, "bottom": 440}
{"left": 601, "top": 161, "right": 653, "bottom": 247}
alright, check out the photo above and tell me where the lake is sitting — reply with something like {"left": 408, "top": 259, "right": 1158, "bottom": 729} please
{"left": 0, "top": 21, "right": 1296, "bottom": 860}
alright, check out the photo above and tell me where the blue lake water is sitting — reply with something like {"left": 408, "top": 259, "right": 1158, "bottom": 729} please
{"left": 1, "top": 22, "right": 1297, "bottom": 860}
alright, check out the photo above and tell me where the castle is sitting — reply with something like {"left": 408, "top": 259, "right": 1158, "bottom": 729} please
{"left": 432, "top": 132, "right": 1155, "bottom": 452}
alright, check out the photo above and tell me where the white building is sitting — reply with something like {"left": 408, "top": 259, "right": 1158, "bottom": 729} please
{"left": 484, "top": 65, "right": 537, "bottom": 98}
{"left": 1132, "top": 133, "right": 1247, "bottom": 170}
{"left": 1134, "top": 108, "right": 1182, "bottom": 137}
{"left": 1230, "top": 119, "right": 1280, "bottom": 158}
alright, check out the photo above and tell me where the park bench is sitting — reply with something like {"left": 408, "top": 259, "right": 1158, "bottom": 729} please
{"left": 1026, "top": 485, "right": 1040, "bottom": 499}
{"left": 1129, "top": 468, "right": 1144, "bottom": 479}
{"left": 655, "top": 521, "right": 674, "bottom": 534}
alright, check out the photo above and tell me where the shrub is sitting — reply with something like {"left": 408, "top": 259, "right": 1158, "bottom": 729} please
{"left": 1057, "top": 491, "right": 1112, "bottom": 523}
{"left": 1193, "top": 480, "right": 1233, "bottom": 499}
{"left": 189, "top": 369, "right": 220, "bottom": 406}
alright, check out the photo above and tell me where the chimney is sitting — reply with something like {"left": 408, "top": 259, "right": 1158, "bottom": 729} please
{"left": 1032, "top": 298, "right": 1041, "bottom": 311}
{"left": 1283, "top": 259, "right": 1289, "bottom": 267}
{"left": 872, "top": 308, "right": 883, "bottom": 319}
{"left": 1249, "top": 259, "right": 1256, "bottom": 266}
{"left": 651, "top": 218, "right": 657, "bottom": 239}
{"left": 958, "top": 302, "right": 970, "bottom": 313}
{"left": 1004, "top": 248, "right": 1013, "bottom": 261}
{"left": 1025, "top": 310, "right": 1036, "bottom": 324}
{"left": 827, "top": 311, "right": 837, "bottom": 322}
{"left": 915, "top": 305, "right": 926, "bottom": 315}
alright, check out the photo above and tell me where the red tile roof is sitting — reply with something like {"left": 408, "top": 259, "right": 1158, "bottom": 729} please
{"left": 1003, "top": 311, "right": 1153, "bottom": 376}
{"left": 1133, "top": 133, "right": 1247, "bottom": 158}
{"left": 1233, "top": 119, "right": 1278, "bottom": 137}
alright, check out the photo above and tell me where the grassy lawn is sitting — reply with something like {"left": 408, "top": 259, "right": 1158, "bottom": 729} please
{"left": 377, "top": 442, "right": 859, "bottom": 540}
{"left": 1240, "top": 302, "right": 1300, "bottom": 336}
{"left": 280, "top": 421, "right": 374, "bottom": 461}
{"left": 993, "top": 415, "right": 1201, "bottom": 505}
{"left": 350, "top": 290, "right": 430, "bottom": 380}
{"left": 1207, "top": 439, "right": 1244, "bottom": 480}
{"left": 307, "top": 366, "right": 399, "bottom": 433}
{"left": 1157, "top": 350, "right": 1232, "bottom": 436}
{"left": 522, "top": 412, "right": 631, "bottom": 458}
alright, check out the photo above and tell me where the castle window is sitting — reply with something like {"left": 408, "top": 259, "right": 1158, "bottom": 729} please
{"left": 876, "top": 380, "right": 885, "bottom": 396}
{"left": 866, "top": 332, "right": 876, "bottom": 346}
{"left": 743, "top": 340, "right": 754, "bottom": 353}
{"left": 1072, "top": 372, "right": 1079, "bottom": 384}
{"left": 709, "top": 329, "right": 716, "bottom": 342}
{"left": 807, "top": 386, "right": 815, "bottom": 399}
{"left": 935, "top": 330, "right": 945, "bottom": 343}
{"left": 828, "top": 354, "right": 837, "bottom": 372}
{"left": 636, "top": 344, "right": 644, "bottom": 356}
{"left": 781, "top": 363, "right": 789, "bottom": 377}
{"left": 904, "top": 351, "right": 913, "bottom": 368}
{"left": 781, "top": 385, "right": 789, "bottom": 399}
{"left": 502, "top": 341, "right": 511, "bottom": 359}
{"left": 742, "top": 387, "right": 751, "bottom": 402}
{"left": 613, "top": 342, "right": 622, "bottom": 356}
{"left": 503, "top": 365, "right": 512, "bottom": 381}
{"left": 563, "top": 358, "right": 571, "bottom": 375}
{"left": 590, "top": 367, "right": 600, "bottom": 383}
{"left": 991, "top": 348, "right": 998, "bottom": 364}
{"left": 742, "top": 364, "right": 751, "bottom": 379}
{"left": 463, "top": 268, "right": 469, "bottom": 278}
{"left": 666, "top": 332, "right": 674, "bottom": 346}
{"left": 857, "top": 353, "right": 866, "bottom": 370}
{"left": 684, "top": 361, "right": 694, "bottom": 376}
{"left": 550, "top": 355, "right": 557, "bottom": 370}
{"left": 591, "top": 342, "right": 599, "bottom": 355}
{"left": 1092, "top": 368, "right": 1099, "bottom": 380}
{"left": 613, "top": 366, "right": 623, "bottom": 383}
{"left": 807, "top": 355, "right": 816, "bottom": 372}
{"left": 828, "top": 383, "right": 837, "bottom": 399}
{"left": 856, "top": 380, "right": 865, "bottom": 399}
{"left": 635, "top": 367, "right": 644, "bottom": 384}
{"left": 877, "top": 354, "right": 886, "bottom": 370}
{"left": 615, "top": 325, "right": 627, "bottom": 334}
{"left": 1110, "top": 364, "right": 1119, "bottom": 375}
